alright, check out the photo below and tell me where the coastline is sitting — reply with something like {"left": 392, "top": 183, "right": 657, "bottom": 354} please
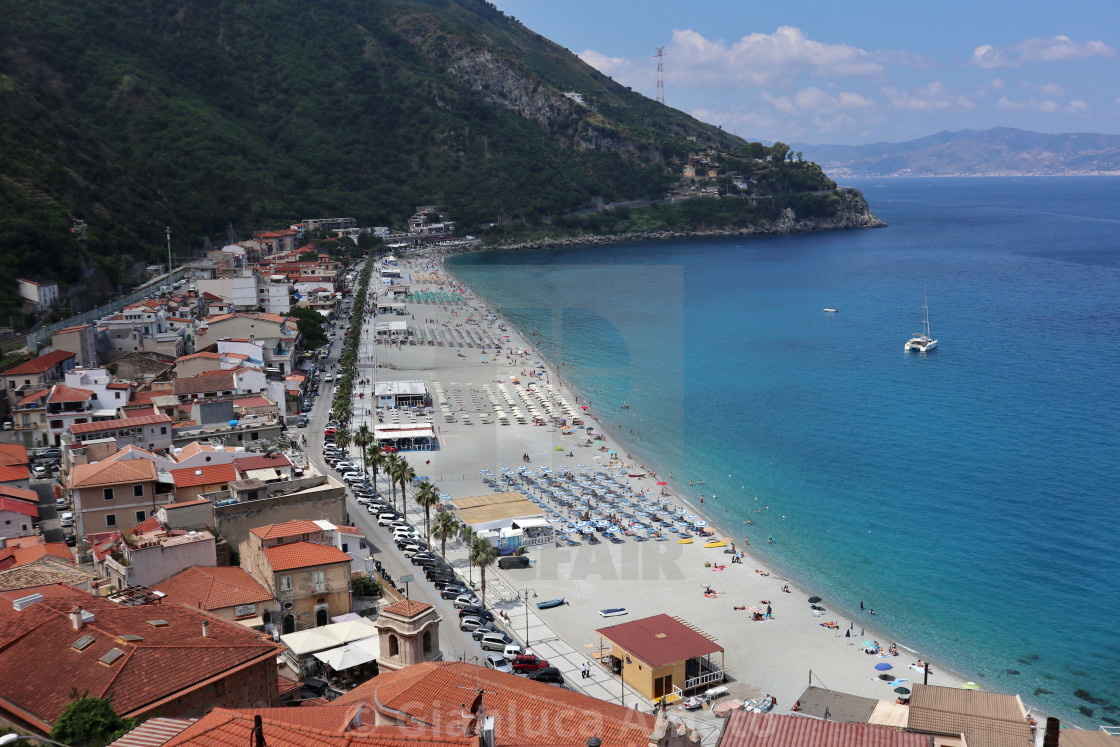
{"left": 394, "top": 248, "right": 1024, "bottom": 720}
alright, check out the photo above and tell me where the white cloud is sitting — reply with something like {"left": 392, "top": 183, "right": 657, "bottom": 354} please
{"left": 970, "top": 36, "right": 1115, "bottom": 68}
{"left": 883, "top": 81, "right": 973, "bottom": 111}
{"left": 578, "top": 49, "right": 633, "bottom": 79}
{"left": 997, "top": 96, "right": 1091, "bottom": 113}
{"left": 761, "top": 86, "right": 876, "bottom": 115}
{"left": 1023, "top": 82, "right": 1066, "bottom": 97}
{"left": 989, "top": 78, "right": 1007, "bottom": 91}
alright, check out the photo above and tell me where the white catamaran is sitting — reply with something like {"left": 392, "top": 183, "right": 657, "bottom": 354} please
{"left": 905, "top": 290, "right": 938, "bottom": 353}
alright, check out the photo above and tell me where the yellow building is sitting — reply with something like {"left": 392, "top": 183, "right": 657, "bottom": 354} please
{"left": 596, "top": 614, "right": 724, "bottom": 702}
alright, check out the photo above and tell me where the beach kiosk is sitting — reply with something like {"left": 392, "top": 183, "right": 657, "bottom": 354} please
{"left": 596, "top": 613, "right": 725, "bottom": 703}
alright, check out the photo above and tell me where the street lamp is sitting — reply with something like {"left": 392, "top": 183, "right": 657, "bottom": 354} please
{"left": 519, "top": 587, "right": 537, "bottom": 647}
{"left": 165, "top": 226, "right": 173, "bottom": 283}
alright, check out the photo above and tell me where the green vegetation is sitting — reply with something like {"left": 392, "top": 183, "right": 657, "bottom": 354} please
{"left": 351, "top": 575, "right": 383, "bottom": 597}
{"left": 0, "top": 0, "right": 850, "bottom": 326}
{"left": 286, "top": 306, "right": 329, "bottom": 350}
{"left": 52, "top": 692, "right": 138, "bottom": 747}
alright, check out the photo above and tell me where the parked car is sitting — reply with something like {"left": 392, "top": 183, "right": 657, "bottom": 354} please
{"left": 470, "top": 622, "right": 499, "bottom": 640}
{"left": 410, "top": 552, "right": 438, "bottom": 566}
{"left": 55, "top": 497, "right": 67, "bottom": 510}
{"left": 459, "top": 616, "right": 486, "bottom": 633}
{"left": 32, "top": 464, "right": 50, "bottom": 479}
{"left": 484, "top": 654, "right": 513, "bottom": 674}
{"left": 512, "top": 653, "right": 550, "bottom": 673}
{"left": 453, "top": 595, "right": 480, "bottom": 610}
{"left": 296, "top": 415, "right": 309, "bottom": 428}
{"left": 63, "top": 533, "right": 76, "bottom": 547}
{"left": 527, "top": 667, "right": 565, "bottom": 685}
{"left": 401, "top": 544, "right": 423, "bottom": 558}
{"left": 324, "top": 374, "right": 334, "bottom": 382}
{"left": 60, "top": 512, "right": 73, "bottom": 528}
{"left": 458, "top": 606, "right": 494, "bottom": 622}
{"left": 377, "top": 515, "right": 400, "bottom": 527}
{"left": 479, "top": 633, "right": 515, "bottom": 653}
{"left": 439, "top": 583, "right": 469, "bottom": 597}
{"left": 498, "top": 555, "right": 531, "bottom": 570}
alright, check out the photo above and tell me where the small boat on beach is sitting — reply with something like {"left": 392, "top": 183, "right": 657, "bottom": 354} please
{"left": 599, "top": 607, "right": 628, "bottom": 617}
{"left": 704, "top": 541, "right": 727, "bottom": 548}
{"left": 745, "top": 695, "right": 774, "bottom": 713}
{"left": 537, "top": 598, "right": 566, "bottom": 609}
{"left": 678, "top": 538, "right": 694, "bottom": 544}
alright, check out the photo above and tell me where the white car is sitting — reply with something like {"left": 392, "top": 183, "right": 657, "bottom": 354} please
{"left": 453, "top": 594, "right": 480, "bottom": 609}
{"left": 324, "top": 374, "right": 334, "bottom": 382}
{"left": 60, "top": 512, "right": 73, "bottom": 528}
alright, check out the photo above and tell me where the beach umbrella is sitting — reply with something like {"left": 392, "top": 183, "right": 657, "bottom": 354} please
{"left": 695, "top": 521, "right": 707, "bottom": 528}
{"left": 894, "top": 687, "right": 911, "bottom": 695}
{"left": 808, "top": 596, "right": 822, "bottom": 604}
{"left": 962, "top": 682, "right": 980, "bottom": 690}
{"left": 747, "top": 606, "right": 761, "bottom": 612}
{"left": 875, "top": 662, "right": 893, "bottom": 671}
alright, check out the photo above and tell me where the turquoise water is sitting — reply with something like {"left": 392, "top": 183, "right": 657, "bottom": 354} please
{"left": 446, "top": 177, "right": 1120, "bottom": 727}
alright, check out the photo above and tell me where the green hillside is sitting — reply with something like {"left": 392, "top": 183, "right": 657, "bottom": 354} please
{"left": 0, "top": 0, "right": 844, "bottom": 325}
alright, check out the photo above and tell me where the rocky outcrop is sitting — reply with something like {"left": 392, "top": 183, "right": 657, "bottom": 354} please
{"left": 446, "top": 49, "right": 578, "bottom": 127}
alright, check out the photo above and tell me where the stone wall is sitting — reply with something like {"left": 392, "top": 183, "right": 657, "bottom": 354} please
{"left": 215, "top": 476, "right": 346, "bottom": 548}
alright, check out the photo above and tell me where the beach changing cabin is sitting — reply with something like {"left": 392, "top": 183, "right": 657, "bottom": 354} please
{"left": 596, "top": 613, "right": 724, "bottom": 702}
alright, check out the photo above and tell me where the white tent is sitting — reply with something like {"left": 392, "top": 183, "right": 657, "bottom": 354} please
{"left": 280, "top": 617, "right": 379, "bottom": 656}
{"left": 312, "top": 636, "right": 380, "bottom": 670}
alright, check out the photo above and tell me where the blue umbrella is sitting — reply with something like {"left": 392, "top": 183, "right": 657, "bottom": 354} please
{"left": 875, "top": 662, "right": 893, "bottom": 671}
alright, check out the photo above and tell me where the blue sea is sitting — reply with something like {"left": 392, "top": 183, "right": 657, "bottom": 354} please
{"left": 445, "top": 177, "right": 1120, "bottom": 727}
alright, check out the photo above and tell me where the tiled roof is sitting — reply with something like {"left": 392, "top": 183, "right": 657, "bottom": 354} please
{"left": 67, "top": 459, "right": 157, "bottom": 490}
{"left": 173, "top": 371, "right": 235, "bottom": 396}
{"left": 334, "top": 662, "right": 657, "bottom": 746}
{"left": 156, "top": 566, "right": 272, "bottom": 611}
{"left": 177, "top": 351, "right": 221, "bottom": 362}
{"left": 233, "top": 454, "right": 290, "bottom": 472}
{"left": 596, "top": 613, "right": 723, "bottom": 668}
{"left": 54, "top": 324, "right": 92, "bottom": 334}
{"left": 0, "top": 444, "right": 30, "bottom": 467}
{"left": 718, "top": 710, "right": 930, "bottom": 747}
{"left": 249, "top": 520, "right": 321, "bottom": 541}
{"left": 0, "top": 539, "right": 72, "bottom": 571}
{"left": 382, "top": 599, "right": 432, "bottom": 618}
{"left": 0, "top": 466, "right": 30, "bottom": 484}
{"left": 17, "top": 389, "right": 48, "bottom": 406}
{"left": 165, "top": 706, "right": 472, "bottom": 747}
{"left": 0, "top": 556, "right": 95, "bottom": 591}
{"left": 47, "top": 384, "right": 95, "bottom": 403}
{"left": 107, "top": 717, "right": 196, "bottom": 747}
{"left": 163, "top": 499, "right": 212, "bottom": 508}
{"left": 170, "top": 463, "right": 238, "bottom": 488}
{"left": 907, "top": 684, "right": 1031, "bottom": 747}
{"left": 0, "top": 595, "right": 281, "bottom": 729}
{"left": 233, "top": 396, "right": 273, "bottom": 409}
{"left": 70, "top": 413, "right": 171, "bottom": 434}
{"left": 3, "top": 350, "right": 75, "bottom": 375}
{"left": 0, "top": 485, "right": 38, "bottom": 502}
{"left": 336, "top": 525, "right": 363, "bottom": 536}
{"left": 264, "top": 541, "right": 351, "bottom": 572}
{"left": 0, "top": 497, "right": 38, "bottom": 518}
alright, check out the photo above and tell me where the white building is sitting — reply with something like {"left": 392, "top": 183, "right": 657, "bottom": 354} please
{"left": 374, "top": 380, "right": 428, "bottom": 409}
{"left": 17, "top": 278, "right": 59, "bottom": 313}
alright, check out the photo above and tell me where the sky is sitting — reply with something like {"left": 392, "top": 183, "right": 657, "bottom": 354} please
{"left": 489, "top": 0, "right": 1120, "bottom": 145}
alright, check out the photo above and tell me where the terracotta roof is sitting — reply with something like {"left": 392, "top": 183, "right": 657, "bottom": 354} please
{"left": 263, "top": 541, "right": 351, "bottom": 572}
{"left": 907, "top": 684, "right": 1031, "bottom": 747}
{"left": 0, "top": 444, "right": 30, "bottom": 467}
{"left": 177, "top": 352, "right": 221, "bottom": 362}
{"left": 249, "top": 520, "right": 322, "bottom": 541}
{"left": 3, "top": 350, "right": 75, "bottom": 375}
{"left": 0, "top": 595, "right": 281, "bottom": 729}
{"left": 382, "top": 599, "right": 432, "bottom": 618}
{"left": 164, "top": 706, "right": 472, "bottom": 746}
{"left": 70, "top": 413, "right": 171, "bottom": 434}
{"left": 0, "top": 556, "right": 95, "bottom": 591}
{"left": 334, "top": 662, "right": 656, "bottom": 746}
{"left": 596, "top": 613, "right": 723, "bottom": 668}
{"left": 156, "top": 566, "right": 272, "bottom": 611}
{"left": 0, "top": 485, "right": 38, "bottom": 502}
{"left": 0, "top": 497, "right": 38, "bottom": 518}
{"left": 336, "top": 525, "right": 363, "bottom": 536}
{"left": 719, "top": 710, "right": 930, "bottom": 747}
{"left": 0, "top": 466, "right": 30, "bottom": 483}
{"left": 102, "top": 445, "right": 160, "bottom": 462}
{"left": 67, "top": 459, "right": 157, "bottom": 490}
{"left": 173, "top": 371, "right": 235, "bottom": 396}
{"left": 54, "top": 324, "right": 92, "bottom": 334}
{"left": 0, "top": 539, "right": 72, "bottom": 571}
{"left": 47, "top": 384, "right": 94, "bottom": 403}
{"left": 233, "top": 396, "right": 273, "bottom": 409}
{"left": 170, "top": 463, "right": 238, "bottom": 488}
{"left": 107, "top": 717, "right": 196, "bottom": 747}
{"left": 17, "top": 389, "right": 49, "bottom": 406}
{"left": 233, "top": 454, "right": 291, "bottom": 472}
{"left": 162, "top": 499, "right": 212, "bottom": 509}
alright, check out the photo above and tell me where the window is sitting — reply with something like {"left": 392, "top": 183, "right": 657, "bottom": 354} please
{"left": 103, "top": 487, "right": 114, "bottom": 501}
{"left": 106, "top": 514, "right": 117, "bottom": 527}
{"left": 160, "top": 427, "right": 167, "bottom": 435}
{"left": 115, "top": 392, "right": 120, "bottom": 399}
{"left": 279, "top": 575, "right": 292, "bottom": 591}
{"left": 388, "top": 634, "right": 399, "bottom": 657}
{"left": 312, "top": 570, "right": 325, "bottom": 586}
{"left": 135, "top": 510, "right": 145, "bottom": 522}
{"left": 133, "top": 484, "right": 144, "bottom": 497}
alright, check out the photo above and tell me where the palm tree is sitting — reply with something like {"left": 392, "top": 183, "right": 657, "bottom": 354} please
{"left": 367, "top": 447, "right": 385, "bottom": 498}
{"left": 333, "top": 427, "right": 351, "bottom": 458}
{"left": 469, "top": 535, "right": 499, "bottom": 608}
{"left": 414, "top": 481, "right": 439, "bottom": 546}
{"left": 396, "top": 461, "right": 416, "bottom": 517}
{"left": 354, "top": 424, "right": 374, "bottom": 474}
{"left": 384, "top": 453, "right": 401, "bottom": 508}
{"left": 432, "top": 509, "right": 458, "bottom": 562}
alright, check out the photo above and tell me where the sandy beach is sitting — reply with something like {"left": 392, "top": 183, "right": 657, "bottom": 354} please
{"left": 356, "top": 251, "right": 981, "bottom": 722}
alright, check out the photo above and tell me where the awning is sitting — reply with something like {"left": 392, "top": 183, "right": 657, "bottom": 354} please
{"left": 235, "top": 616, "right": 265, "bottom": 629}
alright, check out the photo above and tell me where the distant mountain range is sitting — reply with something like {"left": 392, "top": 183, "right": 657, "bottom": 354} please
{"left": 795, "top": 128, "right": 1120, "bottom": 177}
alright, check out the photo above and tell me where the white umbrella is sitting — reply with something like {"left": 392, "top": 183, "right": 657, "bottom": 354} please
{"left": 313, "top": 643, "right": 377, "bottom": 670}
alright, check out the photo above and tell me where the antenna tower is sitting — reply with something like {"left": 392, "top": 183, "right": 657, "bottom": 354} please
{"left": 654, "top": 46, "right": 666, "bottom": 104}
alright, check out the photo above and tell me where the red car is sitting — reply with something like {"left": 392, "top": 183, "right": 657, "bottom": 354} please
{"left": 324, "top": 427, "right": 337, "bottom": 436}
{"left": 512, "top": 653, "right": 549, "bottom": 673}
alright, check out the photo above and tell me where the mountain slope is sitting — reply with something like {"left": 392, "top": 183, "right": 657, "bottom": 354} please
{"left": 0, "top": 0, "right": 853, "bottom": 325}
{"left": 796, "top": 127, "right": 1120, "bottom": 177}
